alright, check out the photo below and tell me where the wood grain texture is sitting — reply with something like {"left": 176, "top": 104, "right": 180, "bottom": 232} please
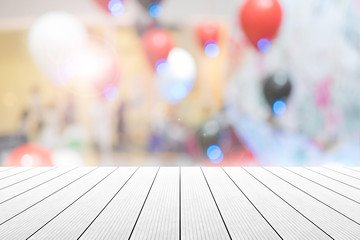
{"left": 79, "top": 167, "right": 159, "bottom": 240}
{"left": 0, "top": 166, "right": 359, "bottom": 239}
{"left": 224, "top": 167, "right": 332, "bottom": 240}
{"left": 246, "top": 167, "right": 360, "bottom": 240}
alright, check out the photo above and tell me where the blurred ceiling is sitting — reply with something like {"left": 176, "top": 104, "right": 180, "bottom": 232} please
{"left": 0, "top": 0, "right": 238, "bottom": 30}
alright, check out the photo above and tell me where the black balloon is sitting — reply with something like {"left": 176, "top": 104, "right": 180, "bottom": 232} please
{"left": 197, "top": 120, "right": 221, "bottom": 152}
{"left": 262, "top": 71, "right": 292, "bottom": 107}
{"left": 137, "top": 0, "right": 162, "bottom": 10}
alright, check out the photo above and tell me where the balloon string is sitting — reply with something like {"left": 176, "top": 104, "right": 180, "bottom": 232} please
{"left": 257, "top": 52, "right": 265, "bottom": 76}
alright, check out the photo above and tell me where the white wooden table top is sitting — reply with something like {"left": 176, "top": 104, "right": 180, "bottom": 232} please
{"left": 0, "top": 166, "right": 360, "bottom": 239}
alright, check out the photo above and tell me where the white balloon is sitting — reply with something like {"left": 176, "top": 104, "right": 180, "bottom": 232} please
{"left": 167, "top": 48, "right": 197, "bottom": 80}
{"left": 155, "top": 48, "right": 196, "bottom": 104}
{"left": 28, "top": 12, "right": 88, "bottom": 84}
{"left": 52, "top": 149, "right": 84, "bottom": 167}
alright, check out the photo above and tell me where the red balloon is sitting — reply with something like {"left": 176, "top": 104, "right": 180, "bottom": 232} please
{"left": 94, "top": 0, "right": 110, "bottom": 13}
{"left": 239, "top": 0, "right": 282, "bottom": 49}
{"left": 141, "top": 28, "right": 175, "bottom": 68}
{"left": 4, "top": 144, "right": 53, "bottom": 167}
{"left": 195, "top": 21, "right": 219, "bottom": 47}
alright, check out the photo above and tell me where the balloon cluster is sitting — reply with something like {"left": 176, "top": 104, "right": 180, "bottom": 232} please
{"left": 28, "top": 12, "right": 88, "bottom": 85}
{"left": 141, "top": 28, "right": 175, "bottom": 69}
{"left": 141, "top": 27, "right": 197, "bottom": 104}
{"left": 28, "top": 12, "right": 121, "bottom": 99}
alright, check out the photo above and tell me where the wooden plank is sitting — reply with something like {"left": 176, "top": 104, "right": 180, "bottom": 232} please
{"left": 0, "top": 168, "right": 75, "bottom": 203}
{"left": 347, "top": 167, "right": 360, "bottom": 172}
{"left": 0, "top": 167, "right": 34, "bottom": 180}
{"left": 79, "top": 167, "right": 159, "bottom": 240}
{"left": 181, "top": 167, "right": 230, "bottom": 240}
{"left": 0, "top": 167, "right": 15, "bottom": 175}
{"left": 325, "top": 167, "right": 360, "bottom": 179}
{"left": 27, "top": 167, "right": 137, "bottom": 239}
{"left": 130, "top": 167, "right": 179, "bottom": 240}
{"left": 0, "top": 167, "right": 54, "bottom": 189}
{"left": 266, "top": 167, "right": 360, "bottom": 223}
{"left": 285, "top": 167, "right": 360, "bottom": 203}
{"left": 202, "top": 167, "right": 281, "bottom": 239}
{"left": 224, "top": 167, "right": 331, "bottom": 240}
{"left": 0, "top": 167, "right": 114, "bottom": 239}
{"left": 0, "top": 167, "right": 94, "bottom": 222}
{"left": 307, "top": 167, "right": 360, "bottom": 188}
{"left": 246, "top": 167, "right": 360, "bottom": 240}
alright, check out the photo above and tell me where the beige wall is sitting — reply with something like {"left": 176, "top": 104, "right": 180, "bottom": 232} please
{"left": 0, "top": 25, "right": 228, "bottom": 136}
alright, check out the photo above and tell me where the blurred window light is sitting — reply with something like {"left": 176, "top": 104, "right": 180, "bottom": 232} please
{"left": 204, "top": 42, "right": 220, "bottom": 58}
{"left": 206, "top": 145, "right": 224, "bottom": 164}
{"left": 149, "top": 3, "right": 162, "bottom": 18}
{"left": 272, "top": 99, "right": 287, "bottom": 116}
{"left": 257, "top": 38, "right": 271, "bottom": 52}
{"left": 108, "top": 0, "right": 125, "bottom": 16}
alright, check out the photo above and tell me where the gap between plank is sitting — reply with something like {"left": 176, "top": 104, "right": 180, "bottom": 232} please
{"left": 305, "top": 168, "right": 360, "bottom": 190}
{"left": 264, "top": 168, "right": 360, "bottom": 226}
{"left": 243, "top": 167, "right": 334, "bottom": 240}
{"left": 200, "top": 167, "right": 232, "bottom": 240}
{"left": 0, "top": 168, "right": 98, "bottom": 226}
{"left": 128, "top": 167, "right": 160, "bottom": 240}
{"left": 324, "top": 167, "right": 360, "bottom": 181}
{"left": 0, "top": 168, "right": 15, "bottom": 174}
{"left": 221, "top": 167, "right": 283, "bottom": 240}
{"left": 0, "top": 168, "right": 36, "bottom": 181}
{"left": 76, "top": 167, "right": 139, "bottom": 240}
{"left": 0, "top": 168, "right": 77, "bottom": 205}
{"left": 26, "top": 168, "right": 120, "bottom": 240}
{"left": 344, "top": 167, "right": 360, "bottom": 174}
{"left": 0, "top": 168, "right": 56, "bottom": 191}
{"left": 283, "top": 167, "right": 360, "bottom": 205}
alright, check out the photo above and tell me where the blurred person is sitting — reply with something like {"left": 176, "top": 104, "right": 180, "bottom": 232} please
{"left": 18, "top": 109, "right": 30, "bottom": 141}
{"left": 38, "top": 105, "right": 60, "bottom": 150}
{"left": 116, "top": 101, "right": 128, "bottom": 149}
{"left": 28, "top": 86, "right": 44, "bottom": 141}
{"left": 90, "top": 98, "right": 113, "bottom": 165}
{"left": 63, "top": 93, "right": 76, "bottom": 127}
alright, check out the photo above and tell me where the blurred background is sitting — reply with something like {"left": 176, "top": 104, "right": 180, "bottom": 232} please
{"left": 0, "top": 0, "right": 359, "bottom": 167}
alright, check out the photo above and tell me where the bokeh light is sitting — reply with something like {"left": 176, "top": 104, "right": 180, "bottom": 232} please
{"left": 167, "top": 48, "right": 196, "bottom": 80}
{"left": 52, "top": 149, "right": 84, "bottom": 167}
{"left": 104, "top": 84, "right": 119, "bottom": 101}
{"left": 155, "top": 48, "right": 196, "bottom": 104}
{"left": 72, "top": 36, "right": 120, "bottom": 96}
{"left": 108, "top": 0, "right": 125, "bottom": 16}
{"left": 206, "top": 145, "right": 224, "bottom": 164}
{"left": 21, "top": 154, "right": 38, "bottom": 167}
{"left": 204, "top": 42, "right": 220, "bottom": 58}
{"left": 273, "top": 99, "right": 287, "bottom": 115}
{"left": 257, "top": 38, "right": 271, "bottom": 52}
{"left": 4, "top": 144, "right": 53, "bottom": 167}
{"left": 149, "top": 3, "right": 162, "bottom": 18}
{"left": 155, "top": 58, "right": 169, "bottom": 76}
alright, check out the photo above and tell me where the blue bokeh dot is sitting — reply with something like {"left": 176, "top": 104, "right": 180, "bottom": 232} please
{"left": 273, "top": 100, "right": 287, "bottom": 116}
